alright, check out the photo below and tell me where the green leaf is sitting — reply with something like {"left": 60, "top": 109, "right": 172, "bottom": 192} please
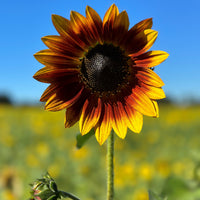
{"left": 59, "top": 191, "right": 80, "bottom": 200}
{"left": 47, "top": 194, "right": 58, "bottom": 200}
{"left": 149, "top": 190, "right": 167, "bottom": 200}
{"left": 76, "top": 129, "right": 95, "bottom": 149}
{"left": 49, "top": 181, "right": 58, "bottom": 193}
{"left": 37, "top": 189, "right": 54, "bottom": 199}
{"left": 161, "top": 176, "right": 189, "bottom": 198}
{"left": 161, "top": 176, "right": 200, "bottom": 200}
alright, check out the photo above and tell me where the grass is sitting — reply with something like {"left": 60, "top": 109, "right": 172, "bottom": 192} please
{"left": 0, "top": 104, "right": 200, "bottom": 200}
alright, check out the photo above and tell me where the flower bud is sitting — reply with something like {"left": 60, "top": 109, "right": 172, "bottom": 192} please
{"left": 29, "top": 173, "right": 60, "bottom": 200}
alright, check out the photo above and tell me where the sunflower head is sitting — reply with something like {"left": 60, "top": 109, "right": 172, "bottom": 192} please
{"left": 34, "top": 4, "right": 168, "bottom": 145}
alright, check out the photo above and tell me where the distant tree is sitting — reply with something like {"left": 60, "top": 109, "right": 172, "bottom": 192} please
{"left": 0, "top": 94, "right": 12, "bottom": 105}
{"left": 158, "top": 97, "right": 173, "bottom": 105}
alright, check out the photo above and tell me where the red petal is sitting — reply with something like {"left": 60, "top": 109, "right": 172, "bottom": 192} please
{"left": 33, "top": 67, "right": 79, "bottom": 83}
{"left": 103, "top": 4, "right": 119, "bottom": 42}
{"left": 120, "top": 18, "right": 152, "bottom": 48}
{"left": 112, "top": 11, "right": 129, "bottom": 44}
{"left": 125, "top": 29, "right": 158, "bottom": 56}
{"left": 34, "top": 49, "right": 80, "bottom": 68}
{"left": 40, "top": 77, "right": 81, "bottom": 102}
{"left": 86, "top": 6, "right": 103, "bottom": 43}
{"left": 52, "top": 14, "right": 86, "bottom": 50}
{"left": 130, "top": 18, "right": 153, "bottom": 33}
{"left": 42, "top": 35, "right": 83, "bottom": 57}
{"left": 70, "top": 11, "right": 95, "bottom": 46}
{"left": 65, "top": 97, "right": 86, "bottom": 128}
{"left": 45, "top": 85, "right": 84, "bottom": 111}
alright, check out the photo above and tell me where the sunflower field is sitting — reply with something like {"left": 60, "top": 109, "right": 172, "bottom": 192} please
{"left": 0, "top": 103, "right": 200, "bottom": 200}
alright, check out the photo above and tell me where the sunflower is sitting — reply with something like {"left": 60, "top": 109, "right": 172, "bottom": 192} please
{"left": 34, "top": 4, "right": 168, "bottom": 145}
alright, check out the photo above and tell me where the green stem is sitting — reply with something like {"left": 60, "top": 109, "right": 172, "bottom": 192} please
{"left": 107, "top": 130, "right": 114, "bottom": 200}
{"left": 59, "top": 190, "right": 80, "bottom": 200}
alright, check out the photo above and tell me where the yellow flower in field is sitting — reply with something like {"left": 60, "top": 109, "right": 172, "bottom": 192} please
{"left": 34, "top": 4, "right": 168, "bottom": 145}
{"left": 48, "top": 163, "right": 61, "bottom": 178}
{"left": 133, "top": 188, "right": 149, "bottom": 200}
{"left": 36, "top": 142, "right": 50, "bottom": 157}
{"left": 115, "top": 163, "right": 136, "bottom": 188}
{"left": 72, "top": 147, "right": 89, "bottom": 160}
{"left": 172, "top": 161, "right": 185, "bottom": 176}
{"left": 139, "top": 163, "right": 154, "bottom": 181}
{"left": 26, "top": 154, "right": 40, "bottom": 167}
{"left": 1, "top": 190, "right": 15, "bottom": 200}
{"left": 1, "top": 134, "right": 14, "bottom": 147}
{"left": 155, "top": 159, "right": 171, "bottom": 178}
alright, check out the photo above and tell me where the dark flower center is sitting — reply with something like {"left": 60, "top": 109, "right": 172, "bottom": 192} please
{"left": 81, "top": 44, "right": 129, "bottom": 93}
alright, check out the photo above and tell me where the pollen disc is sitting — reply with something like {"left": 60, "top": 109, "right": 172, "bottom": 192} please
{"left": 81, "top": 44, "right": 129, "bottom": 92}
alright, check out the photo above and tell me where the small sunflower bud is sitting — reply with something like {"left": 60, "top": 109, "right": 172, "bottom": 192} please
{"left": 29, "top": 173, "right": 60, "bottom": 200}
{"left": 29, "top": 173, "right": 80, "bottom": 200}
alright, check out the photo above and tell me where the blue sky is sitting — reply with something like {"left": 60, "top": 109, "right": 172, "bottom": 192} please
{"left": 0, "top": 0, "right": 199, "bottom": 103}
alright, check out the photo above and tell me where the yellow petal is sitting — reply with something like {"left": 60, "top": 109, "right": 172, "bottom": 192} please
{"left": 124, "top": 104, "right": 143, "bottom": 133}
{"left": 140, "top": 82, "right": 166, "bottom": 100}
{"left": 152, "top": 100, "right": 159, "bottom": 118}
{"left": 142, "top": 29, "right": 158, "bottom": 52}
{"left": 79, "top": 98, "right": 102, "bottom": 135}
{"left": 126, "top": 86, "right": 157, "bottom": 117}
{"left": 129, "top": 30, "right": 158, "bottom": 57}
{"left": 95, "top": 103, "right": 113, "bottom": 145}
{"left": 133, "top": 50, "right": 169, "bottom": 67}
{"left": 136, "top": 67, "right": 165, "bottom": 87}
{"left": 112, "top": 102, "right": 127, "bottom": 139}
{"left": 103, "top": 4, "right": 119, "bottom": 26}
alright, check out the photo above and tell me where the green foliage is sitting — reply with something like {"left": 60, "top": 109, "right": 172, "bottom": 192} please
{"left": 76, "top": 129, "right": 95, "bottom": 149}
{"left": 148, "top": 190, "right": 167, "bottom": 200}
{"left": 161, "top": 176, "right": 200, "bottom": 200}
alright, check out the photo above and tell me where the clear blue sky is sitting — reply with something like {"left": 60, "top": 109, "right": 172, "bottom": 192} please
{"left": 0, "top": 0, "right": 199, "bottom": 103}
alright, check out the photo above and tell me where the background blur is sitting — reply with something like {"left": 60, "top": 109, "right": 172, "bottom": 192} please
{"left": 0, "top": 0, "right": 200, "bottom": 200}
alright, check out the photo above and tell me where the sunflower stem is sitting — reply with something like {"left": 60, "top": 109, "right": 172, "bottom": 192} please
{"left": 107, "top": 130, "right": 114, "bottom": 200}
